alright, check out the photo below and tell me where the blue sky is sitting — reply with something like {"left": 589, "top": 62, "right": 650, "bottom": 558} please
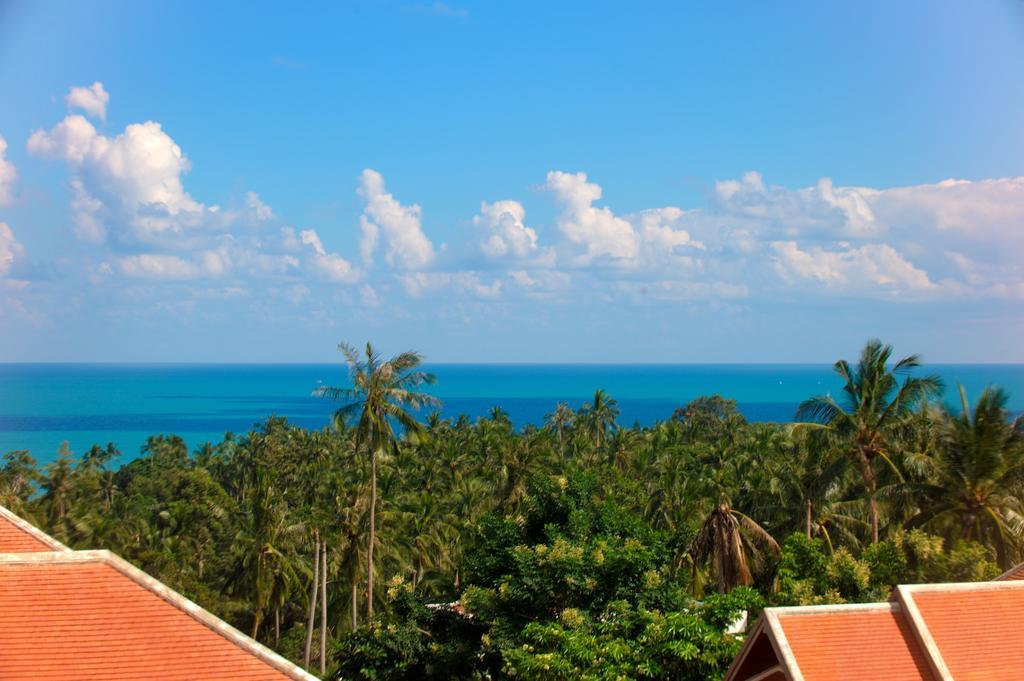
{"left": 0, "top": 0, "right": 1022, "bottom": 363}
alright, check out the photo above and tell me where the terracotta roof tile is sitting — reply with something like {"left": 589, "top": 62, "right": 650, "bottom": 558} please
{"left": 775, "top": 605, "right": 935, "bottom": 681}
{"left": 0, "top": 552, "right": 316, "bottom": 680}
{"left": 0, "top": 507, "right": 66, "bottom": 553}
{"left": 996, "top": 561, "right": 1024, "bottom": 581}
{"left": 904, "top": 583, "right": 1024, "bottom": 681}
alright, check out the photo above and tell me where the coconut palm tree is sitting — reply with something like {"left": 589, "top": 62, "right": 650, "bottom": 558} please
{"left": 315, "top": 342, "right": 438, "bottom": 619}
{"left": 796, "top": 339, "right": 942, "bottom": 543}
{"left": 226, "top": 467, "right": 300, "bottom": 639}
{"left": 578, "top": 389, "right": 619, "bottom": 453}
{"left": 546, "top": 402, "right": 575, "bottom": 458}
{"left": 688, "top": 499, "right": 780, "bottom": 593}
{"left": 905, "top": 385, "right": 1024, "bottom": 566}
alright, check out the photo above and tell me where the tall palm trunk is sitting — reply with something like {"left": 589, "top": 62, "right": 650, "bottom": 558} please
{"left": 351, "top": 578, "right": 358, "bottom": 629}
{"left": 805, "top": 498, "right": 813, "bottom": 539}
{"left": 319, "top": 542, "right": 327, "bottom": 677}
{"left": 367, "top": 447, "right": 378, "bottom": 620}
{"left": 274, "top": 607, "right": 280, "bottom": 647}
{"left": 303, "top": 533, "right": 319, "bottom": 670}
{"left": 858, "top": 448, "right": 880, "bottom": 543}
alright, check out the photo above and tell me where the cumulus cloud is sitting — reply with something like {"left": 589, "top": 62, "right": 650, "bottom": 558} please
{"left": 65, "top": 82, "right": 110, "bottom": 121}
{"left": 870, "top": 177, "right": 1024, "bottom": 251}
{"left": 358, "top": 169, "right": 435, "bottom": 270}
{"left": 0, "top": 222, "right": 24, "bottom": 276}
{"left": 771, "top": 241, "right": 934, "bottom": 294}
{"left": 544, "top": 171, "right": 700, "bottom": 271}
{"left": 713, "top": 171, "right": 879, "bottom": 238}
{"left": 473, "top": 200, "right": 539, "bottom": 258}
{"left": 278, "top": 227, "right": 359, "bottom": 283}
{"left": 28, "top": 114, "right": 215, "bottom": 247}
{"left": 545, "top": 170, "right": 639, "bottom": 264}
{"left": 0, "top": 137, "right": 16, "bottom": 206}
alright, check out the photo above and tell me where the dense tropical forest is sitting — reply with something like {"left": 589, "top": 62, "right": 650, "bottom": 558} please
{"left": 1, "top": 340, "right": 1021, "bottom": 680}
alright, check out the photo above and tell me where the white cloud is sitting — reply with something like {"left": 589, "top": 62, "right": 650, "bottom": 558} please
{"left": 473, "top": 200, "right": 540, "bottom": 259}
{"left": 0, "top": 137, "right": 16, "bottom": 206}
{"left": 65, "top": 82, "right": 110, "bottom": 122}
{"left": 359, "top": 284, "right": 381, "bottom": 307}
{"left": 299, "top": 228, "right": 359, "bottom": 282}
{"left": 399, "top": 271, "right": 501, "bottom": 298}
{"left": 545, "top": 170, "right": 640, "bottom": 264}
{"left": 713, "top": 171, "right": 879, "bottom": 238}
{"left": 543, "top": 171, "right": 700, "bottom": 272}
{"left": 0, "top": 222, "right": 24, "bottom": 276}
{"left": 246, "top": 191, "right": 273, "bottom": 222}
{"left": 871, "top": 177, "right": 1024, "bottom": 250}
{"left": 771, "top": 241, "right": 934, "bottom": 294}
{"left": 358, "top": 169, "right": 435, "bottom": 270}
{"left": 116, "top": 253, "right": 209, "bottom": 279}
{"left": 28, "top": 114, "right": 215, "bottom": 247}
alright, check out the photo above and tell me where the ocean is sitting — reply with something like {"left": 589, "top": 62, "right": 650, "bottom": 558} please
{"left": 1, "top": 363, "right": 1022, "bottom": 464}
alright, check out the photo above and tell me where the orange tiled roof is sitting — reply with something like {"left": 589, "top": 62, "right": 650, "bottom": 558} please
{"left": 0, "top": 506, "right": 68, "bottom": 553}
{"left": 0, "top": 507, "right": 317, "bottom": 680}
{"left": 896, "top": 582, "right": 1024, "bottom": 681}
{"left": 996, "top": 561, "right": 1024, "bottom": 581}
{"left": 727, "top": 580, "right": 1024, "bottom": 681}
{"left": 776, "top": 604, "right": 935, "bottom": 681}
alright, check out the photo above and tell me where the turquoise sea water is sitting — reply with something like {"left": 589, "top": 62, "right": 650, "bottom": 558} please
{"left": 1, "top": 363, "right": 1022, "bottom": 464}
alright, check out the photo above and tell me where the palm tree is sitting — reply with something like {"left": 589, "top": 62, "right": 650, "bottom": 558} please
{"left": 906, "top": 385, "right": 1024, "bottom": 566}
{"left": 796, "top": 339, "right": 942, "bottom": 543}
{"left": 226, "top": 467, "right": 300, "bottom": 640}
{"left": 0, "top": 450, "right": 38, "bottom": 511}
{"left": 315, "top": 342, "right": 438, "bottom": 619}
{"left": 688, "top": 499, "right": 780, "bottom": 593}
{"left": 579, "top": 389, "right": 619, "bottom": 452}
{"left": 546, "top": 402, "right": 574, "bottom": 458}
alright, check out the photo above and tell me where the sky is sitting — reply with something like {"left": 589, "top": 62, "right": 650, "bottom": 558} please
{"left": 0, "top": 0, "right": 1023, "bottom": 363}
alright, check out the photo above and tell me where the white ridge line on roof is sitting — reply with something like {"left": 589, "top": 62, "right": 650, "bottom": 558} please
{"left": 0, "top": 549, "right": 320, "bottom": 681}
{"left": 0, "top": 505, "right": 70, "bottom": 551}
{"left": 894, "top": 585, "right": 953, "bottom": 681}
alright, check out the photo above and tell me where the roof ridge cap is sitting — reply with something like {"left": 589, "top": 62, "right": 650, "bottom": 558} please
{"left": 0, "top": 547, "right": 318, "bottom": 680}
{"left": 0, "top": 505, "right": 70, "bottom": 552}
{"left": 95, "top": 550, "right": 320, "bottom": 681}
{"left": 894, "top": 585, "right": 953, "bottom": 681}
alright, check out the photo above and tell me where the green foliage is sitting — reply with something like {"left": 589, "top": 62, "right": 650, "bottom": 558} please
{"left": 2, "top": 340, "right": 1020, "bottom": 678}
{"left": 332, "top": 580, "right": 488, "bottom": 680}
{"left": 501, "top": 602, "right": 742, "bottom": 681}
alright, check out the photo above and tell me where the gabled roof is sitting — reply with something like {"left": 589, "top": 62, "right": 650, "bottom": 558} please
{"left": 727, "top": 603, "right": 936, "bottom": 681}
{"left": 726, "top": 580, "right": 1024, "bottom": 681}
{"left": 0, "top": 507, "right": 318, "bottom": 680}
{"left": 0, "top": 506, "right": 69, "bottom": 553}
{"left": 996, "top": 560, "right": 1024, "bottom": 581}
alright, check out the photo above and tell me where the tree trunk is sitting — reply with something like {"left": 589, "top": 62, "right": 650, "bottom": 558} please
{"left": 805, "top": 498, "right": 813, "bottom": 539}
{"left": 320, "top": 541, "right": 328, "bottom": 677}
{"left": 858, "top": 449, "right": 880, "bottom": 544}
{"left": 350, "top": 577, "right": 358, "bottom": 630}
{"left": 274, "top": 606, "right": 280, "bottom": 647}
{"left": 251, "top": 613, "right": 262, "bottom": 640}
{"left": 304, "top": 534, "right": 319, "bottom": 670}
{"left": 367, "top": 448, "right": 377, "bottom": 620}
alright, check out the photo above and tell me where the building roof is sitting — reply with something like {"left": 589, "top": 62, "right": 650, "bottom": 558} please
{"left": 0, "top": 506, "right": 69, "bottom": 553}
{"left": 0, "top": 507, "right": 317, "bottom": 680}
{"left": 996, "top": 560, "right": 1024, "bottom": 581}
{"left": 726, "top": 579, "right": 1024, "bottom": 681}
